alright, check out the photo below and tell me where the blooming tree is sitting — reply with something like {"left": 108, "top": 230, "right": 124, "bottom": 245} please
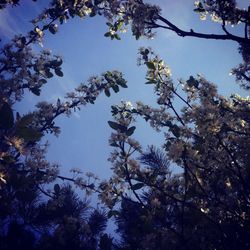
{"left": 0, "top": 0, "right": 249, "bottom": 249}
{"left": 106, "top": 48, "right": 250, "bottom": 249}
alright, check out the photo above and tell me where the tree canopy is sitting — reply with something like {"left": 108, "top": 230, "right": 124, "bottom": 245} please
{"left": 0, "top": 0, "right": 250, "bottom": 249}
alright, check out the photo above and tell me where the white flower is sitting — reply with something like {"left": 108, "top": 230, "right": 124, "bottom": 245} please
{"left": 200, "top": 207, "right": 209, "bottom": 214}
{"left": 125, "top": 101, "right": 133, "bottom": 110}
{"left": 168, "top": 141, "right": 184, "bottom": 162}
{"left": 194, "top": 1, "right": 200, "bottom": 7}
{"left": 0, "top": 173, "right": 6, "bottom": 184}
{"left": 200, "top": 13, "right": 207, "bottom": 21}
{"left": 151, "top": 197, "right": 161, "bottom": 207}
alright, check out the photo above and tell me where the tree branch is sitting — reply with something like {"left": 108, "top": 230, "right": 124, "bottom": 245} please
{"left": 156, "top": 15, "right": 250, "bottom": 45}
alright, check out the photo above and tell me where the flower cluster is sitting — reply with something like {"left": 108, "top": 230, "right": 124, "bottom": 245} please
{"left": 194, "top": 0, "right": 247, "bottom": 25}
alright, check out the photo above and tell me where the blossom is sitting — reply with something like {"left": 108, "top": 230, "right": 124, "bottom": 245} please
{"left": 0, "top": 173, "right": 6, "bottom": 184}
{"left": 167, "top": 141, "right": 184, "bottom": 162}
{"left": 124, "top": 101, "right": 133, "bottom": 110}
{"left": 200, "top": 207, "right": 210, "bottom": 214}
{"left": 70, "top": 167, "right": 82, "bottom": 174}
{"left": 150, "top": 197, "right": 161, "bottom": 207}
{"left": 128, "top": 159, "right": 140, "bottom": 172}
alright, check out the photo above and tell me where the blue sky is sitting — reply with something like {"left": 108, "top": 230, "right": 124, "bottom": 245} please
{"left": 0, "top": 0, "right": 248, "bottom": 180}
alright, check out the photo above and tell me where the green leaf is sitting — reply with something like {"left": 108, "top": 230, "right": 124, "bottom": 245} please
{"left": 18, "top": 114, "right": 34, "bottom": 127}
{"left": 111, "top": 106, "right": 119, "bottom": 115}
{"left": 193, "top": 2, "right": 205, "bottom": 12}
{"left": 187, "top": 75, "right": 199, "bottom": 88}
{"left": 164, "top": 141, "right": 172, "bottom": 151}
{"left": 21, "top": 36, "right": 26, "bottom": 45}
{"left": 48, "top": 24, "right": 58, "bottom": 34}
{"left": 0, "top": 102, "right": 14, "bottom": 129}
{"left": 145, "top": 81, "right": 156, "bottom": 84}
{"left": 33, "top": 64, "right": 39, "bottom": 73}
{"left": 198, "top": 2, "right": 203, "bottom": 8}
{"left": 108, "top": 121, "right": 126, "bottom": 131}
{"left": 16, "top": 127, "right": 42, "bottom": 142}
{"left": 145, "top": 61, "right": 156, "bottom": 70}
{"left": 117, "top": 79, "right": 127, "bottom": 88}
{"left": 45, "top": 70, "right": 53, "bottom": 78}
{"left": 165, "top": 121, "right": 172, "bottom": 127}
{"left": 116, "top": 20, "right": 124, "bottom": 30}
{"left": 170, "top": 124, "right": 180, "bottom": 138}
{"left": 31, "top": 87, "right": 41, "bottom": 96}
{"left": 111, "top": 85, "right": 119, "bottom": 93}
{"left": 55, "top": 68, "right": 64, "bottom": 77}
{"left": 126, "top": 126, "right": 136, "bottom": 136}
{"left": 108, "top": 121, "right": 118, "bottom": 130}
{"left": 110, "top": 142, "right": 119, "bottom": 147}
{"left": 104, "top": 73, "right": 112, "bottom": 83}
{"left": 135, "top": 32, "right": 140, "bottom": 40}
{"left": 104, "top": 89, "right": 111, "bottom": 97}
{"left": 106, "top": 22, "right": 112, "bottom": 27}
{"left": 114, "top": 34, "right": 121, "bottom": 40}
{"left": 108, "top": 210, "right": 120, "bottom": 218}
{"left": 104, "top": 32, "right": 110, "bottom": 37}
{"left": 131, "top": 183, "right": 144, "bottom": 190}
{"left": 51, "top": 59, "right": 63, "bottom": 67}
{"left": 54, "top": 184, "right": 60, "bottom": 194}
{"left": 89, "top": 9, "right": 96, "bottom": 17}
{"left": 38, "top": 79, "right": 47, "bottom": 85}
